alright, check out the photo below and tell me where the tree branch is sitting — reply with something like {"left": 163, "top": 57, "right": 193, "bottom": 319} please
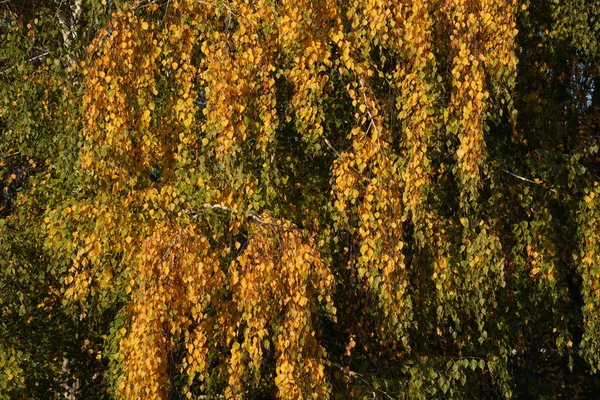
{"left": 0, "top": 151, "right": 20, "bottom": 159}
{"left": 185, "top": 203, "right": 281, "bottom": 228}
{"left": 197, "top": 0, "right": 238, "bottom": 17}
{"left": 0, "top": 52, "right": 50, "bottom": 75}
{"left": 328, "top": 361, "right": 396, "bottom": 400}
{"left": 503, "top": 169, "right": 547, "bottom": 188}
{"left": 358, "top": 77, "right": 382, "bottom": 141}
{"left": 322, "top": 136, "right": 340, "bottom": 157}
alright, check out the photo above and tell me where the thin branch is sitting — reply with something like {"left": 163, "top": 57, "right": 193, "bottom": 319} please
{"left": 186, "top": 203, "right": 281, "bottom": 228}
{"left": 321, "top": 137, "right": 369, "bottom": 183}
{"left": 503, "top": 169, "right": 544, "bottom": 186}
{"left": 328, "top": 361, "right": 395, "bottom": 400}
{"left": 328, "top": 361, "right": 361, "bottom": 378}
{"left": 0, "top": 52, "right": 50, "bottom": 75}
{"left": 163, "top": 0, "right": 171, "bottom": 19}
{"left": 0, "top": 151, "right": 20, "bottom": 159}
{"left": 130, "top": 0, "right": 163, "bottom": 9}
{"left": 323, "top": 137, "right": 340, "bottom": 157}
{"left": 160, "top": 235, "right": 179, "bottom": 262}
{"left": 358, "top": 77, "right": 382, "bottom": 140}
{"left": 197, "top": 0, "right": 238, "bottom": 17}
{"left": 28, "top": 51, "right": 50, "bottom": 62}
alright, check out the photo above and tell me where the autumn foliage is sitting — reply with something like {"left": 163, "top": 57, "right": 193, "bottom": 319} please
{"left": 2, "top": 0, "right": 600, "bottom": 398}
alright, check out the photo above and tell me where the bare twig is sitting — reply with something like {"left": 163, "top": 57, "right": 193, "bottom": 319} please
{"left": 322, "top": 137, "right": 370, "bottom": 183}
{"left": 197, "top": 0, "right": 238, "bottom": 17}
{"left": 131, "top": 0, "right": 164, "bottom": 10}
{"left": 328, "top": 361, "right": 361, "bottom": 378}
{"left": 358, "top": 77, "right": 382, "bottom": 139}
{"left": 0, "top": 52, "right": 50, "bottom": 75}
{"left": 0, "top": 151, "right": 20, "bottom": 159}
{"left": 503, "top": 169, "right": 544, "bottom": 186}
{"left": 27, "top": 51, "right": 50, "bottom": 63}
{"left": 328, "top": 361, "right": 396, "bottom": 400}
{"left": 323, "top": 137, "right": 340, "bottom": 157}
{"left": 186, "top": 203, "right": 281, "bottom": 228}
{"left": 163, "top": 0, "right": 170, "bottom": 18}
{"left": 160, "top": 235, "right": 179, "bottom": 262}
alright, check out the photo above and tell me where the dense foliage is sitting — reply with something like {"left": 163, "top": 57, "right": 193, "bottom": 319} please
{"left": 2, "top": 0, "right": 600, "bottom": 398}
